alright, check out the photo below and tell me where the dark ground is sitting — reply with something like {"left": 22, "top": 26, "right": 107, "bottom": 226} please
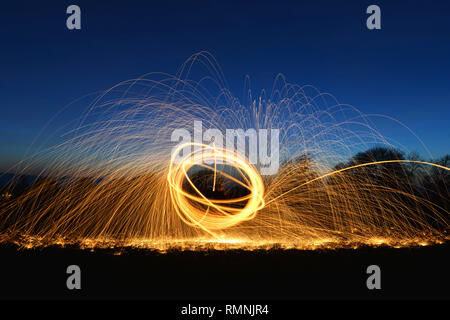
{"left": 0, "top": 243, "right": 449, "bottom": 300}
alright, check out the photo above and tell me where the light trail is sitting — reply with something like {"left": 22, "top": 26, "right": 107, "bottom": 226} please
{"left": 0, "top": 52, "right": 448, "bottom": 251}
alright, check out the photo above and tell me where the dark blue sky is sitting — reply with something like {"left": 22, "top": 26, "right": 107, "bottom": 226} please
{"left": 1, "top": 0, "right": 449, "bottom": 172}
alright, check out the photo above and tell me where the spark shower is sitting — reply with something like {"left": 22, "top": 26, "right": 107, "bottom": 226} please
{"left": 0, "top": 53, "right": 449, "bottom": 251}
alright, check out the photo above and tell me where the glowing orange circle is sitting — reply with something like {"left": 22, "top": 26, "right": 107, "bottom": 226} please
{"left": 167, "top": 143, "right": 265, "bottom": 234}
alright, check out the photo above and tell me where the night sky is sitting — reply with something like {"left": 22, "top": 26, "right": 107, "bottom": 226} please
{"left": 1, "top": 0, "right": 449, "bottom": 172}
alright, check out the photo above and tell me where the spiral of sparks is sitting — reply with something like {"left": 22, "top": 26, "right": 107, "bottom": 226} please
{"left": 167, "top": 143, "right": 265, "bottom": 234}
{"left": 0, "top": 52, "right": 448, "bottom": 251}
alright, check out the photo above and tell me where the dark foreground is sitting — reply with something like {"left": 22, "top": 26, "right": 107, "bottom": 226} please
{"left": 0, "top": 243, "right": 449, "bottom": 300}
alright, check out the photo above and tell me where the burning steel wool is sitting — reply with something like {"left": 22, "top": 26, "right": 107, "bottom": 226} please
{"left": 168, "top": 142, "right": 265, "bottom": 235}
{"left": 0, "top": 53, "right": 449, "bottom": 251}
